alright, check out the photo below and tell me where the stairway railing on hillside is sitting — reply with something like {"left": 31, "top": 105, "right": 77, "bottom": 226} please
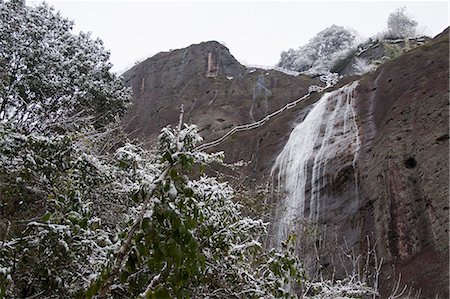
{"left": 195, "top": 73, "right": 339, "bottom": 151}
{"left": 246, "top": 65, "right": 301, "bottom": 76}
{"left": 308, "top": 85, "right": 324, "bottom": 93}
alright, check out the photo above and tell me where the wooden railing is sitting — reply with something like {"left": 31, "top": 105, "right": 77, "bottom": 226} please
{"left": 245, "top": 65, "right": 301, "bottom": 76}
{"left": 195, "top": 73, "right": 339, "bottom": 151}
{"left": 308, "top": 85, "right": 324, "bottom": 93}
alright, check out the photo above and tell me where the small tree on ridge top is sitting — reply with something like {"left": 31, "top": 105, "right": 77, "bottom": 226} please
{"left": 387, "top": 7, "right": 418, "bottom": 38}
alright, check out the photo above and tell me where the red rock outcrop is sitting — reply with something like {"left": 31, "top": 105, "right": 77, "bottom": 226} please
{"left": 356, "top": 28, "right": 449, "bottom": 298}
{"left": 122, "top": 41, "right": 317, "bottom": 147}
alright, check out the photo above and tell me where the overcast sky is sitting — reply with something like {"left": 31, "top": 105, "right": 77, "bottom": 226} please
{"left": 32, "top": 0, "right": 449, "bottom": 74}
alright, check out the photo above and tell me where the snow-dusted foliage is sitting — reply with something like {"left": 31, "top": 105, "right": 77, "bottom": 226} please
{"left": 305, "top": 278, "right": 378, "bottom": 299}
{"left": 387, "top": 7, "right": 418, "bottom": 38}
{"left": 278, "top": 25, "right": 356, "bottom": 75}
{"left": 352, "top": 57, "right": 376, "bottom": 75}
{"left": 278, "top": 48, "right": 301, "bottom": 71}
{"left": 0, "top": 0, "right": 130, "bottom": 133}
{"left": 0, "top": 1, "right": 129, "bottom": 296}
{"left": 0, "top": 2, "right": 132, "bottom": 293}
{"left": 0, "top": 126, "right": 124, "bottom": 297}
{"left": 86, "top": 122, "right": 305, "bottom": 298}
{"left": 0, "top": 114, "right": 306, "bottom": 297}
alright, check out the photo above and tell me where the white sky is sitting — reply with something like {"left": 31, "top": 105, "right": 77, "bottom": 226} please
{"left": 31, "top": 0, "right": 449, "bottom": 74}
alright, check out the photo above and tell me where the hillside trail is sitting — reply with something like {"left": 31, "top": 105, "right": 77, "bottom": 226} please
{"left": 195, "top": 72, "right": 339, "bottom": 151}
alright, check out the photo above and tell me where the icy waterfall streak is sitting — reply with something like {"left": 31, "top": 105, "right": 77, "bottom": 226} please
{"left": 270, "top": 81, "right": 360, "bottom": 244}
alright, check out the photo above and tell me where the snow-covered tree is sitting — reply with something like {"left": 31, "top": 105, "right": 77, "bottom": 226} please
{"left": 279, "top": 48, "right": 301, "bottom": 71}
{"left": 387, "top": 7, "right": 418, "bottom": 38}
{"left": 0, "top": 0, "right": 130, "bottom": 134}
{"left": 0, "top": 1, "right": 129, "bottom": 296}
{"left": 278, "top": 25, "right": 356, "bottom": 75}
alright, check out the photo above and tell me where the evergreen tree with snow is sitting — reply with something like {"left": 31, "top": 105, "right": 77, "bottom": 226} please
{"left": 277, "top": 25, "right": 356, "bottom": 75}
{"left": 0, "top": 0, "right": 130, "bottom": 134}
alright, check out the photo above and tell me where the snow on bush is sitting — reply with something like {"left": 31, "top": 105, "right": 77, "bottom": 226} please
{"left": 352, "top": 57, "right": 376, "bottom": 75}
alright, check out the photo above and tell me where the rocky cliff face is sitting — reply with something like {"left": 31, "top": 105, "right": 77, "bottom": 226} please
{"left": 122, "top": 29, "right": 449, "bottom": 298}
{"left": 356, "top": 29, "right": 449, "bottom": 298}
{"left": 122, "top": 41, "right": 317, "bottom": 146}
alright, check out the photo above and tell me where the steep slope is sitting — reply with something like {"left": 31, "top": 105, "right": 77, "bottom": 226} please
{"left": 356, "top": 28, "right": 449, "bottom": 298}
{"left": 332, "top": 37, "right": 430, "bottom": 76}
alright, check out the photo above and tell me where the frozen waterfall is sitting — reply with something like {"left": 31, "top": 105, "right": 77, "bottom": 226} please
{"left": 270, "top": 81, "right": 361, "bottom": 246}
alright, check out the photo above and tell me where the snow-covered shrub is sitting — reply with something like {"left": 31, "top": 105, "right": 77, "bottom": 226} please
{"left": 352, "top": 57, "right": 376, "bottom": 75}
{"left": 278, "top": 25, "right": 357, "bottom": 75}
{"left": 387, "top": 7, "right": 418, "bottom": 38}
{"left": 382, "top": 42, "right": 407, "bottom": 60}
{"left": 305, "top": 278, "right": 378, "bottom": 299}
